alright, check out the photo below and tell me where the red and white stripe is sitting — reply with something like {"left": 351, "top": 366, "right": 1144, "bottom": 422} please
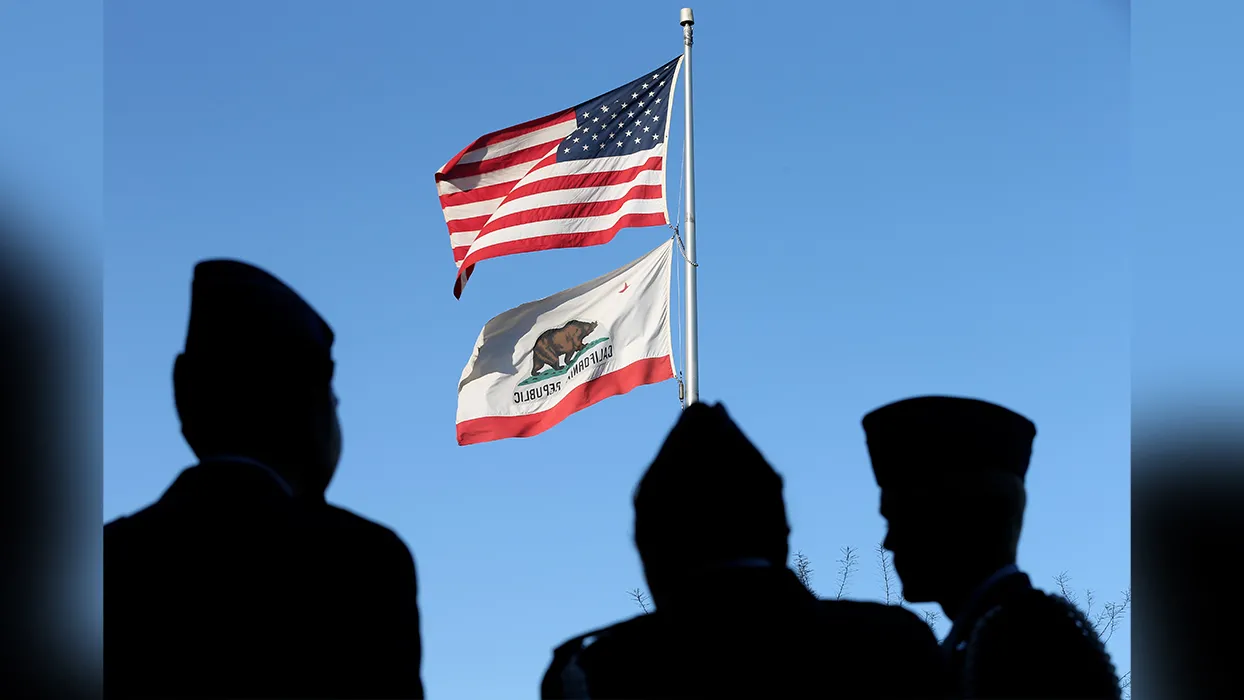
{"left": 435, "top": 64, "right": 680, "bottom": 298}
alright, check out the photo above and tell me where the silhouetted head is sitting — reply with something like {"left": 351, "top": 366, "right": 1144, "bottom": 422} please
{"left": 863, "top": 396, "right": 1034, "bottom": 606}
{"left": 633, "top": 402, "right": 791, "bottom": 609}
{"left": 172, "top": 260, "right": 341, "bottom": 499}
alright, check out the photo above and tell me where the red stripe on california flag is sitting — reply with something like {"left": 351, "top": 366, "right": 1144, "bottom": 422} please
{"left": 455, "top": 356, "right": 674, "bottom": 445}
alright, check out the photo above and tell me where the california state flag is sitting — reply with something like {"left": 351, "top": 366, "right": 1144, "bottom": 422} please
{"left": 456, "top": 240, "right": 676, "bottom": 445}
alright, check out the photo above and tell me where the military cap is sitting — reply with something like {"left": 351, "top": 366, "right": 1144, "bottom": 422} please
{"left": 862, "top": 396, "right": 1036, "bottom": 489}
{"left": 634, "top": 402, "right": 789, "bottom": 559}
{"left": 183, "top": 259, "right": 334, "bottom": 374}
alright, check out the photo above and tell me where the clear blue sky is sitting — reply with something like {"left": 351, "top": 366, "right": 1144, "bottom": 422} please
{"left": 98, "top": 1, "right": 1129, "bottom": 696}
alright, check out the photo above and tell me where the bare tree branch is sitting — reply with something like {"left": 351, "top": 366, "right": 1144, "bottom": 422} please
{"left": 922, "top": 610, "right": 942, "bottom": 628}
{"left": 1054, "top": 571, "right": 1076, "bottom": 605}
{"left": 1053, "top": 576, "right": 1131, "bottom": 645}
{"left": 1119, "top": 670, "right": 1130, "bottom": 700}
{"left": 793, "top": 550, "right": 815, "bottom": 595}
{"left": 835, "top": 546, "right": 858, "bottom": 600}
{"left": 628, "top": 588, "right": 651, "bottom": 614}
{"left": 876, "top": 543, "right": 896, "bottom": 606}
{"left": 1093, "top": 588, "right": 1130, "bottom": 644}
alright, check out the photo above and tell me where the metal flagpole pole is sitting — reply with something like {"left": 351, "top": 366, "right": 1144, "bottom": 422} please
{"left": 679, "top": 7, "right": 700, "bottom": 406}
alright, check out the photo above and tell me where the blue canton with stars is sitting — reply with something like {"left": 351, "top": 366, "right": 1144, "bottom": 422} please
{"left": 557, "top": 57, "right": 680, "bottom": 163}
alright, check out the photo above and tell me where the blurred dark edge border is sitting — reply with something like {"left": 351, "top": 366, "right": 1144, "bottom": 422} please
{"left": 1132, "top": 2, "right": 1244, "bottom": 699}
{"left": 1132, "top": 409, "right": 1243, "bottom": 700}
{"left": 0, "top": 1, "right": 103, "bottom": 698}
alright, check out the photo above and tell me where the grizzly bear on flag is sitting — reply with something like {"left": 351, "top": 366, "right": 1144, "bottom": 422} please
{"left": 531, "top": 320, "right": 598, "bottom": 377}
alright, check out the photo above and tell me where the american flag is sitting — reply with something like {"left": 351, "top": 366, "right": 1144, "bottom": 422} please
{"left": 436, "top": 57, "right": 682, "bottom": 298}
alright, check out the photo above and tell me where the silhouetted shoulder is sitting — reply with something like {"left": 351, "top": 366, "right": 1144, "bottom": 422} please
{"left": 103, "top": 505, "right": 167, "bottom": 549}
{"left": 576, "top": 612, "right": 660, "bottom": 659}
{"left": 105, "top": 499, "right": 165, "bottom": 530}
{"left": 965, "top": 589, "right": 1121, "bottom": 699}
{"left": 814, "top": 599, "right": 942, "bottom": 657}
{"left": 103, "top": 515, "right": 132, "bottom": 559}
{"left": 816, "top": 599, "right": 936, "bottom": 638}
{"left": 542, "top": 614, "right": 658, "bottom": 699}
{"left": 103, "top": 513, "right": 133, "bottom": 536}
{"left": 814, "top": 600, "right": 948, "bottom": 698}
{"left": 307, "top": 504, "right": 420, "bottom": 594}
{"left": 318, "top": 504, "right": 415, "bottom": 551}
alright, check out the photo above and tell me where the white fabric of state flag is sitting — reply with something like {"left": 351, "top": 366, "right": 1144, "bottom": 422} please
{"left": 456, "top": 239, "right": 675, "bottom": 445}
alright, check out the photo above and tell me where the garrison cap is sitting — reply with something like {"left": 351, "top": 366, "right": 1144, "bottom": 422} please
{"left": 183, "top": 259, "right": 334, "bottom": 375}
{"left": 634, "top": 402, "right": 789, "bottom": 561}
{"left": 862, "top": 396, "right": 1036, "bottom": 490}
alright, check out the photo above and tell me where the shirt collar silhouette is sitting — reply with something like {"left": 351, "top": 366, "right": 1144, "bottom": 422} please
{"left": 199, "top": 454, "right": 294, "bottom": 497}
{"left": 945, "top": 563, "right": 1020, "bottom": 650}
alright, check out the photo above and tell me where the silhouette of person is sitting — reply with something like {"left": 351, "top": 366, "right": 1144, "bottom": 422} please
{"left": 542, "top": 402, "right": 948, "bottom": 699}
{"left": 862, "top": 395, "right": 1121, "bottom": 699}
{"left": 104, "top": 260, "right": 424, "bottom": 699}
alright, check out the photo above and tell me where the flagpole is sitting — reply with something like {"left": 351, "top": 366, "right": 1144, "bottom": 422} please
{"left": 679, "top": 7, "right": 700, "bottom": 406}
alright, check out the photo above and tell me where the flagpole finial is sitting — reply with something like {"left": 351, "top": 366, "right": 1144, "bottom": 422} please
{"left": 680, "top": 8, "right": 694, "bottom": 26}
